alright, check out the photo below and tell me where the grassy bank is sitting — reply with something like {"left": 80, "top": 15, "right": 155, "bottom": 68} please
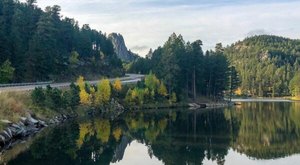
{"left": 0, "top": 91, "right": 58, "bottom": 131}
{"left": 0, "top": 92, "right": 30, "bottom": 121}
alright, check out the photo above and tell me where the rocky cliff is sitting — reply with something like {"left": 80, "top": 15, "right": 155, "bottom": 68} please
{"left": 108, "top": 33, "right": 138, "bottom": 62}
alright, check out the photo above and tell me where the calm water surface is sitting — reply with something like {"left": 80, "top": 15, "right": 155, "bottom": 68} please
{"left": 2, "top": 102, "right": 300, "bottom": 165}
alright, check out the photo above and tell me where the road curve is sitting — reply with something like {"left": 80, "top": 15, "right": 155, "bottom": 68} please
{"left": 0, "top": 74, "right": 144, "bottom": 93}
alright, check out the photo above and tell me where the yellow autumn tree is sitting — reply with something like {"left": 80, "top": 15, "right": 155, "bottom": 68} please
{"left": 125, "top": 88, "right": 133, "bottom": 104}
{"left": 145, "top": 127, "right": 160, "bottom": 142}
{"left": 158, "top": 81, "right": 168, "bottom": 97}
{"left": 89, "top": 87, "right": 96, "bottom": 106}
{"left": 94, "top": 119, "right": 111, "bottom": 143}
{"left": 158, "top": 118, "right": 168, "bottom": 132}
{"left": 77, "top": 122, "right": 94, "bottom": 148}
{"left": 137, "top": 89, "right": 145, "bottom": 105}
{"left": 113, "top": 78, "right": 122, "bottom": 92}
{"left": 144, "top": 72, "right": 160, "bottom": 92}
{"left": 95, "top": 79, "right": 111, "bottom": 106}
{"left": 131, "top": 88, "right": 138, "bottom": 99}
{"left": 130, "top": 88, "right": 144, "bottom": 105}
{"left": 144, "top": 88, "right": 150, "bottom": 96}
{"left": 112, "top": 127, "right": 122, "bottom": 142}
{"left": 151, "top": 89, "right": 155, "bottom": 98}
{"left": 77, "top": 76, "right": 91, "bottom": 105}
{"left": 170, "top": 92, "right": 177, "bottom": 104}
{"left": 77, "top": 76, "right": 85, "bottom": 90}
{"left": 235, "top": 87, "right": 242, "bottom": 96}
{"left": 144, "top": 88, "right": 150, "bottom": 101}
{"left": 79, "top": 91, "right": 90, "bottom": 105}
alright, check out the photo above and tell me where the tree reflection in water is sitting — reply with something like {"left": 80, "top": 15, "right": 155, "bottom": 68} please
{"left": 4, "top": 102, "right": 300, "bottom": 165}
{"left": 226, "top": 102, "right": 300, "bottom": 159}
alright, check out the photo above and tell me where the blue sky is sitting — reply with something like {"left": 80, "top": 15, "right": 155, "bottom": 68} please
{"left": 20, "top": 0, "right": 300, "bottom": 56}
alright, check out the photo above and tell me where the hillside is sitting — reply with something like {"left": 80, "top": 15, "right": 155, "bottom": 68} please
{"left": 0, "top": 0, "right": 123, "bottom": 83}
{"left": 224, "top": 35, "right": 300, "bottom": 97}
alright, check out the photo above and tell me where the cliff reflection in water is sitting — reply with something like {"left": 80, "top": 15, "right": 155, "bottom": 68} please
{"left": 5, "top": 102, "right": 300, "bottom": 165}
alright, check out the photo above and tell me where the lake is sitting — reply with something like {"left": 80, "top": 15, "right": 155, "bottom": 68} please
{"left": 1, "top": 101, "right": 300, "bottom": 165}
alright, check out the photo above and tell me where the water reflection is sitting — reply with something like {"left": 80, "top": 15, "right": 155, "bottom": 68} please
{"left": 3, "top": 102, "right": 300, "bottom": 165}
{"left": 226, "top": 102, "right": 300, "bottom": 159}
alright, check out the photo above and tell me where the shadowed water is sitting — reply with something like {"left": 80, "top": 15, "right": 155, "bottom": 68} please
{"left": 2, "top": 102, "right": 300, "bottom": 165}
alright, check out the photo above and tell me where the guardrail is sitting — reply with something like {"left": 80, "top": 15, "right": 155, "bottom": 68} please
{"left": 0, "top": 81, "right": 53, "bottom": 88}
{"left": 0, "top": 74, "right": 145, "bottom": 90}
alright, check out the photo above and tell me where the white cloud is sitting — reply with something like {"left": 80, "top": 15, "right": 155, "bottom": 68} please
{"left": 20, "top": 0, "right": 300, "bottom": 56}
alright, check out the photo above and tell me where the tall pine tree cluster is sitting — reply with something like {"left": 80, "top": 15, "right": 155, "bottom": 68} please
{"left": 129, "top": 33, "right": 230, "bottom": 100}
{"left": 0, "top": 0, "right": 123, "bottom": 83}
{"left": 130, "top": 34, "right": 300, "bottom": 98}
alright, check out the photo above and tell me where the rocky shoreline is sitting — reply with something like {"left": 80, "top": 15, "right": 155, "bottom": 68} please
{"left": 0, "top": 113, "right": 77, "bottom": 153}
{"left": 0, "top": 99, "right": 125, "bottom": 155}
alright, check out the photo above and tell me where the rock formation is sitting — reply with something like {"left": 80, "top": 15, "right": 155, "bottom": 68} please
{"left": 108, "top": 33, "right": 138, "bottom": 62}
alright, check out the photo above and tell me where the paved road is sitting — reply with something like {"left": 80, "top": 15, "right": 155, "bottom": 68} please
{"left": 0, "top": 74, "right": 144, "bottom": 93}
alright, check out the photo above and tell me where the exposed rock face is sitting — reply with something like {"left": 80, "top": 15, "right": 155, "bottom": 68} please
{"left": 108, "top": 33, "right": 138, "bottom": 62}
{"left": 145, "top": 48, "right": 153, "bottom": 59}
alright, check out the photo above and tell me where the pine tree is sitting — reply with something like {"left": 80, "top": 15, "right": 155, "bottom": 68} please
{"left": 228, "top": 66, "right": 240, "bottom": 101}
{"left": 160, "top": 33, "right": 183, "bottom": 96}
{"left": 0, "top": 59, "right": 15, "bottom": 83}
{"left": 69, "top": 82, "right": 80, "bottom": 107}
{"left": 31, "top": 87, "right": 45, "bottom": 106}
{"left": 26, "top": 7, "right": 59, "bottom": 81}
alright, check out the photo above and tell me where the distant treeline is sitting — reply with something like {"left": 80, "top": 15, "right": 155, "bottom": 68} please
{"left": 0, "top": 0, "right": 123, "bottom": 83}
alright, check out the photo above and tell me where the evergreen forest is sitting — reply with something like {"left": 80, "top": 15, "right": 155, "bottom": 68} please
{"left": 1, "top": 0, "right": 300, "bottom": 99}
{"left": 0, "top": 0, "right": 123, "bottom": 83}
{"left": 130, "top": 35, "right": 300, "bottom": 98}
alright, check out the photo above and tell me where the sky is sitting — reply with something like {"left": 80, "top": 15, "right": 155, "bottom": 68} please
{"left": 20, "top": 0, "right": 300, "bottom": 56}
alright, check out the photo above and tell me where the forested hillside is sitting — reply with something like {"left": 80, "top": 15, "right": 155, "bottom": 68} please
{"left": 224, "top": 35, "right": 300, "bottom": 97}
{"left": 129, "top": 33, "right": 230, "bottom": 100}
{"left": 0, "top": 0, "right": 123, "bottom": 83}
